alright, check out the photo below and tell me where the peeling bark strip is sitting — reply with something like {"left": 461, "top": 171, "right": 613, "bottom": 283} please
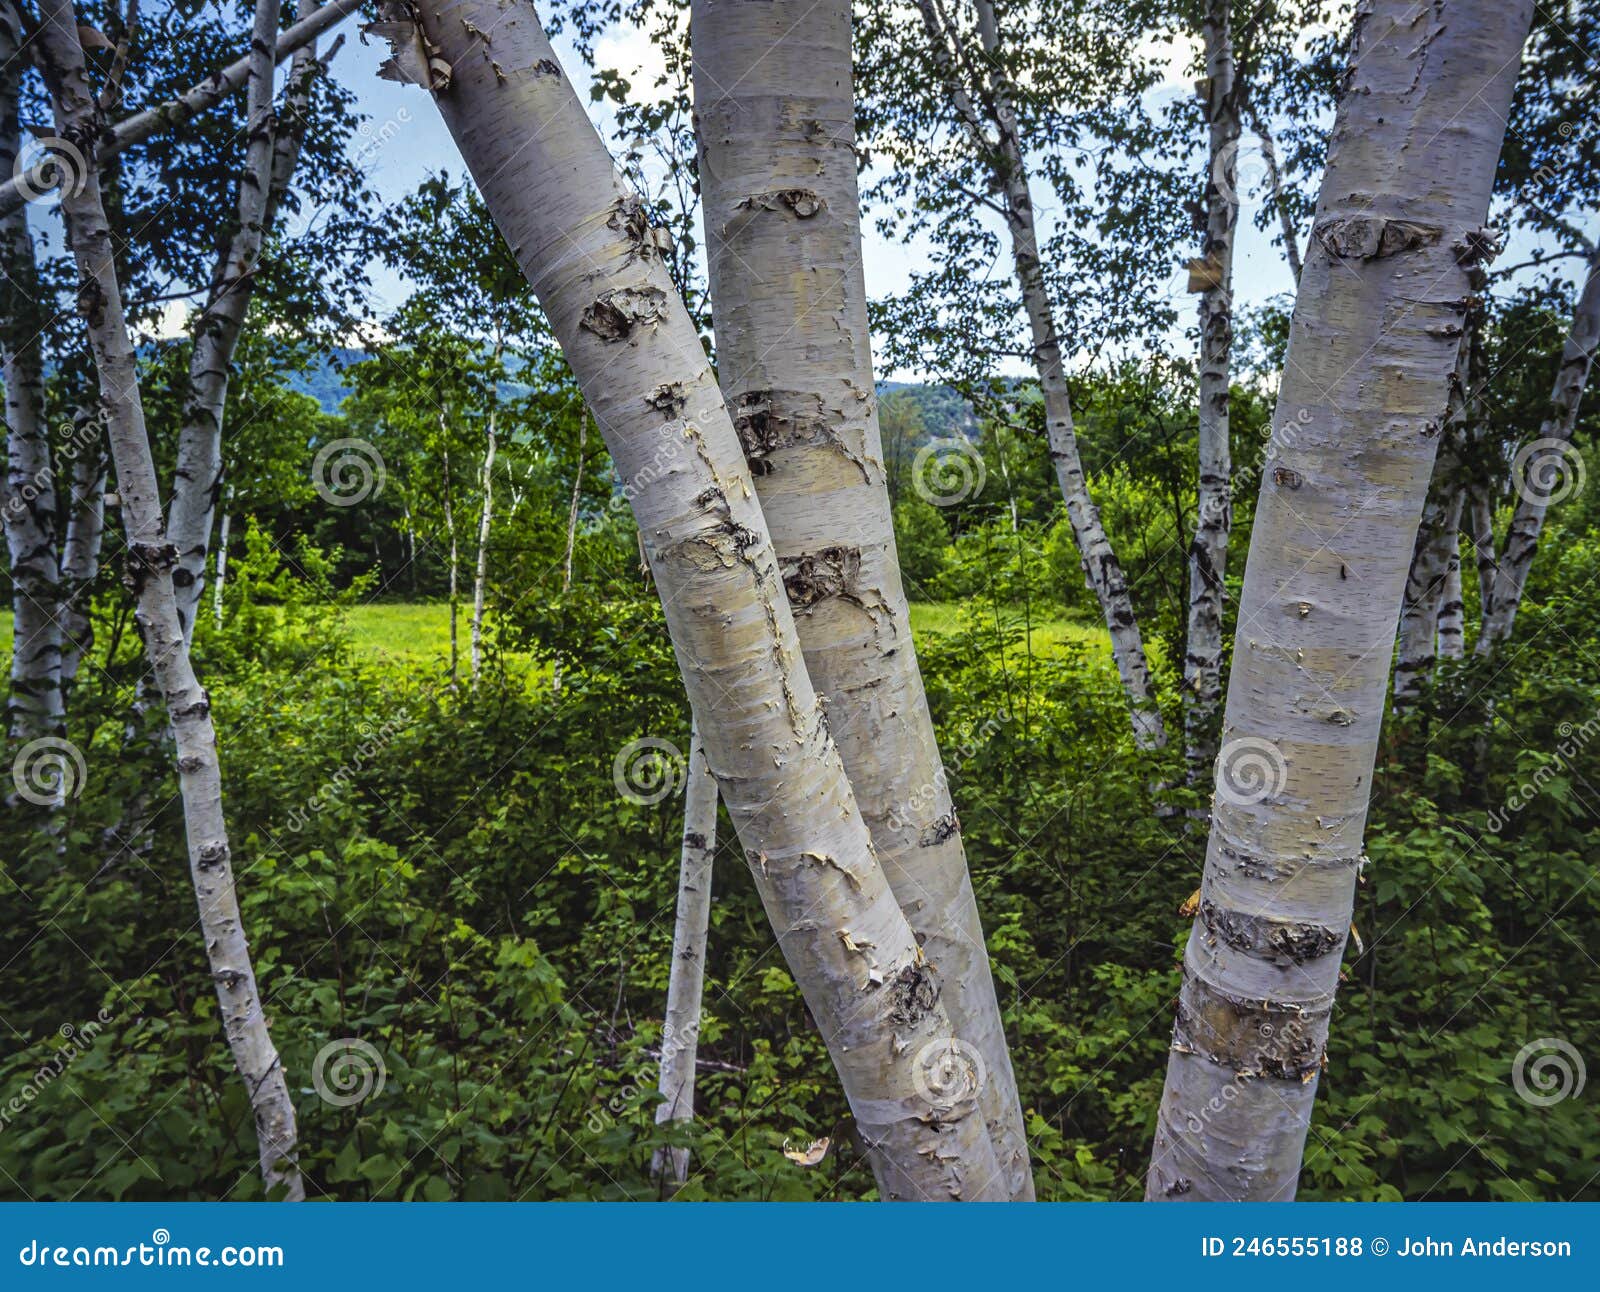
{"left": 652, "top": 719, "right": 717, "bottom": 1188}
{"left": 388, "top": 0, "right": 1003, "bottom": 1200}
{"left": 1479, "top": 239, "right": 1600, "bottom": 652}
{"left": 1, "top": 5, "right": 64, "bottom": 743}
{"left": 1183, "top": 0, "right": 1240, "bottom": 786}
{"left": 693, "top": 0, "right": 1032, "bottom": 1198}
{"left": 1147, "top": 0, "right": 1533, "bottom": 1202}
{"left": 0, "top": 0, "right": 362, "bottom": 219}
{"left": 35, "top": 0, "right": 302, "bottom": 1199}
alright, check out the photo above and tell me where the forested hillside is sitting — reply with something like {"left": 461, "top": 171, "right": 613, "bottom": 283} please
{"left": 1, "top": 0, "right": 1595, "bottom": 1203}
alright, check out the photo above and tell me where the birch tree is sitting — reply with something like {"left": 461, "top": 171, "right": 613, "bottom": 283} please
{"left": 652, "top": 717, "right": 716, "bottom": 1189}
{"left": 1183, "top": 0, "right": 1242, "bottom": 783}
{"left": 691, "top": 0, "right": 1031, "bottom": 1197}
{"left": 1479, "top": 242, "right": 1600, "bottom": 651}
{"left": 35, "top": 0, "right": 302, "bottom": 1199}
{"left": 1, "top": 2, "right": 63, "bottom": 742}
{"left": 372, "top": 0, "right": 1006, "bottom": 1200}
{"left": 1146, "top": 0, "right": 1533, "bottom": 1201}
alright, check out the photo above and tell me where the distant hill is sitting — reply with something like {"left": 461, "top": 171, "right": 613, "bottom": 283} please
{"left": 288, "top": 351, "right": 980, "bottom": 433}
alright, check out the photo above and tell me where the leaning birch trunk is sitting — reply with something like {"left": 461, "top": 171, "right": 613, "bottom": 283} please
{"left": 166, "top": 0, "right": 284, "bottom": 638}
{"left": 1, "top": 4, "right": 63, "bottom": 742}
{"left": 1183, "top": 0, "right": 1240, "bottom": 784}
{"left": 916, "top": 0, "right": 1164, "bottom": 749}
{"left": 1436, "top": 538, "right": 1464, "bottom": 660}
{"left": 1145, "top": 0, "right": 1532, "bottom": 1201}
{"left": 1394, "top": 479, "right": 1463, "bottom": 704}
{"left": 59, "top": 431, "right": 106, "bottom": 688}
{"left": 1469, "top": 486, "right": 1499, "bottom": 635}
{"left": 1251, "top": 112, "right": 1303, "bottom": 285}
{"left": 373, "top": 0, "right": 1005, "bottom": 1200}
{"left": 0, "top": 0, "right": 361, "bottom": 218}
{"left": 1478, "top": 239, "right": 1600, "bottom": 652}
{"left": 469, "top": 408, "right": 495, "bottom": 682}
{"left": 36, "top": 0, "right": 303, "bottom": 1199}
{"left": 652, "top": 717, "right": 717, "bottom": 1189}
{"left": 442, "top": 439, "right": 459, "bottom": 687}
{"left": 692, "top": 0, "right": 1032, "bottom": 1199}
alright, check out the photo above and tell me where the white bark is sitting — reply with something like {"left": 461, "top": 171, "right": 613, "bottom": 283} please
{"left": 1469, "top": 486, "right": 1498, "bottom": 637}
{"left": 212, "top": 501, "right": 231, "bottom": 630}
{"left": 168, "top": 0, "right": 325, "bottom": 638}
{"left": 1146, "top": 0, "right": 1532, "bottom": 1201}
{"left": 562, "top": 408, "right": 586, "bottom": 593}
{"left": 1437, "top": 535, "right": 1464, "bottom": 660}
{"left": 59, "top": 425, "right": 106, "bottom": 688}
{"left": 652, "top": 717, "right": 716, "bottom": 1188}
{"left": 1479, "top": 240, "right": 1600, "bottom": 651}
{"left": 916, "top": 0, "right": 1165, "bottom": 748}
{"left": 378, "top": 0, "right": 1005, "bottom": 1199}
{"left": 1251, "top": 112, "right": 1303, "bottom": 285}
{"left": 693, "top": 0, "right": 1031, "bottom": 1199}
{"left": 0, "top": 0, "right": 361, "bottom": 218}
{"left": 469, "top": 407, "right": 495, "bottom": 682}
{"left": 1184, "top": 0, "right": 1240, "bottom": 783}
{"left": 37, "top": 0, "right": 302, "bottom": 1199}
{"left": 2, "top": 4, "right": 63, "bottom": 741}
{"left": 1395, "top": 478, "right": 1463, "bottom": 703}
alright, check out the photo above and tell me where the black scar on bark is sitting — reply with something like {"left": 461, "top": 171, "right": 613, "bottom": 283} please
{"left": 778, "top": 546, "right": 861, "bottom": 609}
{"left": 579, "top": 286, "right": 669, "bottom": 342}
{"left": 885, "top": 960, "right": 940, "bottom": 1026}
{"left": 1199, "top": 898, "right": 1343, "bottom": 966}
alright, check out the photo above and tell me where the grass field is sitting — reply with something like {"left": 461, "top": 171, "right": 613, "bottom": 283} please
{"left": 0, "top": 600, "right": 1106, "bottom": 667}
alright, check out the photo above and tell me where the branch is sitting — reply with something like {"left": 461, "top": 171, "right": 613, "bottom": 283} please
{"left": 0, "top": 0, "right": 362, "bottom": 217}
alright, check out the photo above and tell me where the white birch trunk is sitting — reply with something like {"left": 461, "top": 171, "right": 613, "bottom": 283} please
{"left": 375, "top": 0, "right": 1005, "bottom": 1199}
{"left": 1478, "top": 241, "right": 1600, "bottom": 651}
{"left": 693, "top": 0, "right": 1031, "bottom": 1199}
{"left": 469, "top": 409, "right": 494, "bottom": 682}
{"left": 652, "top": 717, "right": 716, "bottom": 1188}
{"left": 917, "top": 0, "right": 1165, "bottom": 749}
{"left": 2, "top": 5, "right": 63, "bottom": 741}
{"left": 212, "top": 501, "right": 231, "bottom": 631}
{"left": 1437, "top": 536, "right": 1464, "bottom": 660}
{"left": 37, "top": 0, "right": 302, "bottom": 1198}
{"left": 1395, "top": 480, "right": 1463, "bottom": 703}
{"left": 166, "top": 0, "right": 301, "bottom": 639}
{"left": 59, "top": 427, "right": 106, "bottom": 688}
{"left": 0, "top": 0, "right": 361, "bottom": 218}
{"left": 1251, "top": 112, "right": 1303, "bottom": 285}
{"left": 562, "top": 409, "right": 586, "bottom": 593}
{"left": 1146, "top": 0, "right": 1532, "bottom": 1201}
{"left": 1184, "top": 0, "right": 1240, "bottom": 783}
{"left": 1469, "top": 486, "right": 1498, "bottom": 638}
